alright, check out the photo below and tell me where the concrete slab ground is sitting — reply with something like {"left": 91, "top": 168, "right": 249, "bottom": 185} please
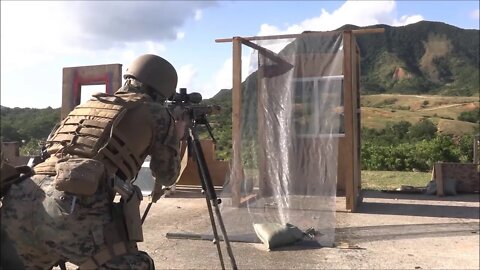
{"left": 59, "top": 187, "right": 479, "bottom": 269}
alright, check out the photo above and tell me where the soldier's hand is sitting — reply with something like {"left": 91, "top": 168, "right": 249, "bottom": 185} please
{"left": 172, "top": 106, "right": 187, "bottom": 121}
{"left": 175, "top": 120, "right": 187, "bottom": 140}
{"left": 171, "top": 106, "right": 188, "bottom": 140}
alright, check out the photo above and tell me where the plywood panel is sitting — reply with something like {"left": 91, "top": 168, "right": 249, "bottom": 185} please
{"left": 176, "top": 140, "right": 229, "bottom": 186}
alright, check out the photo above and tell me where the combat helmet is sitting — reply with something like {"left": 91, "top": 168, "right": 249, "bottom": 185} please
{"left": 124, "top": 54, "right": 178, "bottom": 100}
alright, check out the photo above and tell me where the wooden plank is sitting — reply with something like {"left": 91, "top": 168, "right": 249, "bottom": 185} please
{"left": 215, "top": 28, "right": 384, "bottom": 43}
{"left": 355, "top": 43, "right": 363, "bottom": 207}
{"left": 231, "top": 38, "right": 243, "bottom": 206}
{"left": 342, "top": 31, "right": 355, "bottom": 211}
{"left": 239, "top": 38, "right": 286, "bottom": 65}
{"left": 352, "top": 28, "right": 385, "bottom": 35}
{"left": 351, "top": 35, "right": 362, "bottom": 210}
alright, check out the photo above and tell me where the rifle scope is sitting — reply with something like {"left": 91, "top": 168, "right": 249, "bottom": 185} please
{"left": 169, "top": 88, "right": 202, "bottom": 104}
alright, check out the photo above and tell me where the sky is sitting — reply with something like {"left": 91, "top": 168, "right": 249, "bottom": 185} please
{"left": 1, "top": 0, "right": 479, "bottom": 109}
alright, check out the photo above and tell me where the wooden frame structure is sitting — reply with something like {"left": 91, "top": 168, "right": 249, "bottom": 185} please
{"left": 216, "top": 28, "right": 383, "bottom": 212}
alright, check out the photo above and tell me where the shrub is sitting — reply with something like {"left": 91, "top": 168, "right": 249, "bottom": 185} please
{"left": 458, "top": 108, "right": 480, "bottom": 123}
{"left": 408, "top": 119, "right": 437, "bottom": 141}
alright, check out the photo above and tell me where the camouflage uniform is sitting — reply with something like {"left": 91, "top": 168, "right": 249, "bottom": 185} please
{"left": 1, "top": 81, "right": 181, "bottom": 269}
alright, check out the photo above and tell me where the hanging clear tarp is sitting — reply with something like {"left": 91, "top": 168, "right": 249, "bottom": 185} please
{"left": 218, "top": 32, "right": 344, "bottom": 247}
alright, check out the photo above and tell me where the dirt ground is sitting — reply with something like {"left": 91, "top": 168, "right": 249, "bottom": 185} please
{"left": 55, "top": 187, "right": 478, "bottom": 269}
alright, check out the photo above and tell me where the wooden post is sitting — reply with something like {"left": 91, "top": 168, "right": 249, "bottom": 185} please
{"left": 343, "top": 31, "right": 355, "bottom": 211}
{"left": 351, "top": 36, "right": 362, "bottom": 209}
{"left": 231, "top": 37, "right": 243, "bottom": 206}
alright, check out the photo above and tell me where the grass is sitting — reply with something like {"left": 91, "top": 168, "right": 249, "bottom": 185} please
{"left": 361, "top": 170, "right": 432, "bottom": 191}
{"left": 360, "top": 94, "right": 479, "bottom": 136}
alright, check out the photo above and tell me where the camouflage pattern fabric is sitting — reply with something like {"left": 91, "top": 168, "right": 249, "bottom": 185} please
{"left": 1, "top": 175, "right": 154, "bottom": 269}
{"left": 0, "top": 227, "right": 25, "bottom": 269}
{"left": 147, "top": 102, "right": 181, "bottom": 187}
{"left": 1, "top": 83, "right": 181, "bottom": 269}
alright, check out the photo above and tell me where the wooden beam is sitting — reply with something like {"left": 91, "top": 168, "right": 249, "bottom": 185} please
{"left": 231, "top": 37, "right": 243, "bottom": 206}
{"left": 352, "top": 34, "right": 362, "bottom": 211}
{"left": 352, "top": 28, "right": 385, "bottom": 35}
{"left": 343, "top": 31, "right": 355, "bottom": 212}
{"left": 215, "top": 28, "right": 384, "bottom": 43}
{"left": 239, "top": 38, "right": 289, "bottom": 65}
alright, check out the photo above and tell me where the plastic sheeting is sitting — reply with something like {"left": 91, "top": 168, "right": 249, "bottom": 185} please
{"left": 218, "top": 33, "right": 344, "bottom": 247}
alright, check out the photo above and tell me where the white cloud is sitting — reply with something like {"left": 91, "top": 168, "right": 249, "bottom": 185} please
{"left": 258, "top": 0, "right": 423, "bottom": 36}
{"left": 471, "top": 9, "right": 480, "bottom": 20}
{"left": 146, "top": 42, "right": 167, "bottom": 55}
{"left": 177, "top": 32, "right": 186, "bottom": 40}
{"left": 213, "top": 58, "right": 233, "bottom": 91}
{"left": 64, "top": 1, "right": 216, "bottom": 49}
{"left": 202, "top": 50, "right": 254, "bottom": 98}
{"left": 177, "top": 64, "right": 198, "bottom": 91}
{"left": 0, "top": 1, "right": 216, "bottom": 73}
{"left": 195, "top": 10, "right": 203, "bottom": 21}
{"left": 0, "top": 2, "right": 77, "bottom": 72}
{"left": 393, "top": 15, "right": 424, "bottom": 26}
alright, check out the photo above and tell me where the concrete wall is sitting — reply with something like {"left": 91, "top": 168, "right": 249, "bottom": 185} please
{"left": 434, "top": 162, "right": 480, "bottom": 195}
{"left": 62, "top": 64, "right": 122, "bottom": 119}
{"left": 1, "top": 142, "right": 31, "bottom": 166}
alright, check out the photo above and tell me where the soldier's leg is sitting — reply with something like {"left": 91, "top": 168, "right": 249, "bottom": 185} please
{"left": 36, "top": 178, "right": 112, "bottom": 266}
{"left": 1, "top": 176, "right": 62, "bottom": 269}
{"left": 100, "top": 251, "right": 155, "bottom": 270}
{"left": 0, "top": 227, "right": 25, "bottom": 270}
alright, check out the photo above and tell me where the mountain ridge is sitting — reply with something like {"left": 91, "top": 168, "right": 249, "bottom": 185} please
{"left": 209, "top": 20, "right": 478, "bottom": 102}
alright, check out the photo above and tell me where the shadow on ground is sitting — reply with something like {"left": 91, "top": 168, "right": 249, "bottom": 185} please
{"left": 362, "top": 189, "right": 480, "bottom": 202}
{"left": 336, "top": 222, "right": 479, "bottom": 244}
{"left": 357, "top": 190, "right": 479, "bottom": 219}
{"left": 357, "top": 202, "right": 479, "bottom": 219}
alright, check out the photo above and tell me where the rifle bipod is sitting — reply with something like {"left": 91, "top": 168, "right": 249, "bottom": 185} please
{"left": 184, "top": 122, "right": 238, "bottom": 270}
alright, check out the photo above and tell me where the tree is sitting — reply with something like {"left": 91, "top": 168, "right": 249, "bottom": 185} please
{"left": 409, "top": 119, "right": 437, "bottom": 141}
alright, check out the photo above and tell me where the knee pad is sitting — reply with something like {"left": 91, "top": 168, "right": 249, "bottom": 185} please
{"left": 95, "top": 250, "right": 155, "bottom": 270}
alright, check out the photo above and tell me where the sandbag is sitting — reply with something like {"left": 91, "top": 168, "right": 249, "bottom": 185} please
{"left": 253, "top": 223, "right": 305, "bottom": 250}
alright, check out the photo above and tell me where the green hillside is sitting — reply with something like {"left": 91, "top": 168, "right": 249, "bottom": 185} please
{"left": 361, "top": 94, "right": 479, "bottom": 136}
{"left": 354, "top": 21, "right": 479, "bottom": 96}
